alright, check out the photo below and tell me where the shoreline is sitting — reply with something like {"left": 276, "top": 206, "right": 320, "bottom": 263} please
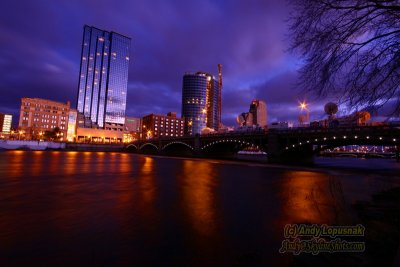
{"left": 2, "top": 149, "right": 399, "bottom": 177}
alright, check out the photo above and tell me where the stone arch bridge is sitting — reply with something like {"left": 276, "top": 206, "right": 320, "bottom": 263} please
{"left": 125, "top": 126, "right": 400, "bottom": 164}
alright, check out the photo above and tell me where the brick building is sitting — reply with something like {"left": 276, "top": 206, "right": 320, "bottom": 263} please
{"left": 142, "top": 112, "right": 184, "bottom": 139}
{"left": 18, "top": 98, "right": 70, "bottom": 140}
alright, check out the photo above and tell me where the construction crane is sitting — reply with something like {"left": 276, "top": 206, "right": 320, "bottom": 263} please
{"left": 218, "top": 64, "right": 222, "bottom": 129}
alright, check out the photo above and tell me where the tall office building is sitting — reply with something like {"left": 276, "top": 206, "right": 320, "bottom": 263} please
{"left": 249, "top": 100, "right": 267, "bottom": 127}
{"left": 77, "top": 25, "right": 131, "bottom": 130}
{"left": 182, "top": 72, "right": 220, "bottom": 135}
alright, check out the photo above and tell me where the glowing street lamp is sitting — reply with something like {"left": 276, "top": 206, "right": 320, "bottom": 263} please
{"left": 298, "top": 101, "right": 310, "bottom": 125}
{"left": 299, "top": 101, "right": 308, "bottom": 111}
{"left": 18, "top": 130, "right": 24, "bottom": 140}
{"left": 147, "top": 130, "right": 152, "bottom": 139}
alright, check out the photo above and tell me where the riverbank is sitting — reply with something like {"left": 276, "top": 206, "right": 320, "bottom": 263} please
{"left": 0, "top": 140, "right": 65, "bottom": 150}
{"left": 0, "top": 140, "right": 123, "bottom": 152}
{"left": 1, "top": 143, "right": 399, "bottom": 175}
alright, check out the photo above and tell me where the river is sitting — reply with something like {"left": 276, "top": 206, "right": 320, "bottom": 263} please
{"left": 0, "top": 151, "right": 399, "bottom": 266}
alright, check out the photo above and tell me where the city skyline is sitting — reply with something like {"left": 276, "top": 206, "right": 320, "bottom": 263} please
{"left": 0, "top": 0, "right": 396, "bottom": 129}
{"left": 0, "top": 2, "right": 399, "bottom": 266}
{"left": 0, "top": 0, "right": 306, "bottom": 127}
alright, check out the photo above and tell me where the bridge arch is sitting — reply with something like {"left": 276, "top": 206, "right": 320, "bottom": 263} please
{"left": 126, "top": 143, "right": 139, "bottom": 152}
{"left": 283, "top": 134, "right": 399, "bottom": 153}
{"left": 201, "top": 138, "right": 266, "bottom": 155}
{"left": 139, "top": 142, "right": 159, "bottom": 151}
{"left": 162, "top": 141, "right": 194, "bottom": 151}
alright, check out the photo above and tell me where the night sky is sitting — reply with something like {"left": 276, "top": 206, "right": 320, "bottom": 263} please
{"left": 1, "top": 0, "right": 332, "bottom": 126}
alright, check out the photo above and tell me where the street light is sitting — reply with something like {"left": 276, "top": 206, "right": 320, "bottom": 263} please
{"left": 298, "top": 101, "right": 310, "bottom": 125}
{"left": 147, "top": 130, "right": 152, "bottom": 139}
{"left": 299, "top": 101, "right": 308, "bottom": 111}
{"left": 18, "top": 130, "right": 24, "bottom": 140}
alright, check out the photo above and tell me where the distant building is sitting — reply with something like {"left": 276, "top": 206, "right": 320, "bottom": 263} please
{"left": 142, "top": 113, "right": 184, "bottom": 140}
{"left": 124, "top": 117, "right": 142, "bottom": 132}
{"left": 0, "top": 113, "right": 12, "bottom": 133}
{"left": 18, "top": 98, "right": 70, "bottom": 140}
{"left": 76, "top": 25, "right": 131, "bottom": 130}
{"left": 269, "top": 121, "right": 293, "bottom": 129}
{"left": 67, "top": 109, "right": 78, "bottom": 142}
{"left": 236, "top": 99, "right": 267, "bottom": 128}
{"left": 237, "top": 112, "right": 253, "bottom": 126}
{"left": 124, "top": 117, "right": 142, "bottom": 141}
{"left": 182, "top": 71, "right": 220, "bottom": 135}
{"left": 249, "top": 99, "right": 267, "bottom": 127}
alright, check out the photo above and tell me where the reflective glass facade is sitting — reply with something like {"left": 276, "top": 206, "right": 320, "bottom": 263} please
{"left": 77, "top": 25, "right": 131, "bottom": 128}
{"left": 181, "top": 72, "right": 220, "bottom": 135}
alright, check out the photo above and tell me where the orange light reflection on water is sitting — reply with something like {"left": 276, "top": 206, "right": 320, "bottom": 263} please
{"left": 64, "top": 151, "right": 79, "bottom": 176}
{"left": 139, "top": 157, "right": 155, "bottom": 204}
{"left": 114, "top": 153, "right": 134, "bottom": 206}
{"left": 180, "top": 160, "right": 218, "bottom": 237}
{"left": 278, "top": 171, "right": 348, "bottom": 226}
{"left": 7, "top": 151, "right": 25, "bottom": 178}
{"left": 95, "top": 151, "right": 106, "bottom": 174}
{"left": 29, "top": 151, "right": 43, "bottom": 177}
{"left": 48, "top": 151, "right": 61, "bottom": 175}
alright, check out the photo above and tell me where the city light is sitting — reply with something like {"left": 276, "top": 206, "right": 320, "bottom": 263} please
{"left": 298, "top": 101, "right": 308, "bottom": 111}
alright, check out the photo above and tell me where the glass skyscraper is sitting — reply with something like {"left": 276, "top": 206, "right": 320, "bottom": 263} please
{"left": 181, "top": 72, "right": 220, "bottom": 135}
{"left": 77, "top": 25, "right": 131, "bottom": 129}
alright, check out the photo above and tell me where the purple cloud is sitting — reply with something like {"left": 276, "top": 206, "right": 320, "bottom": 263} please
{"left": 3, "top": 0, "right": 390, "bottom": 128}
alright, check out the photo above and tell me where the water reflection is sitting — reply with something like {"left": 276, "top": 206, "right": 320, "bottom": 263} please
{"left": 139, "top": 157, "right": 155, "bottom": 205}
{"left": 30, "top": 151, "right": 44, "bottom": 177}
{"left": 0, "top": 151, "right": 398, "bottom": 266}
{"left": 179, "top": 160, "right": 218, "bottom": 237}
{"left": 81, "top": 152, "right": 91, "bottom": 174}
{"left": 48, "top": 151, "right": 61, "bottom": 175}
{"left": 118, "top": 152, "right": 131, "bottom": 174}
{"left": 95, "top": 151, "right": 106, "bottom": 174}
{"left": 64, "top": 151, "right": 79, "bottom": 176}
{"left": 7, "top": 150, "right": 25, "bottom": 178}
{"left": 278, "top": 171, "right": 349, "bottom": 225}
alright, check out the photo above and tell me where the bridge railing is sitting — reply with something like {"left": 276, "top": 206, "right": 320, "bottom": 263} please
{"left": 269, "top": 125, "right": 400, "bottom": 135}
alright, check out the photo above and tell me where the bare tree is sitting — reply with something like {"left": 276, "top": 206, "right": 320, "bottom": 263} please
{"left": 289, "top": 0, "right": 400, "bottom": 114}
